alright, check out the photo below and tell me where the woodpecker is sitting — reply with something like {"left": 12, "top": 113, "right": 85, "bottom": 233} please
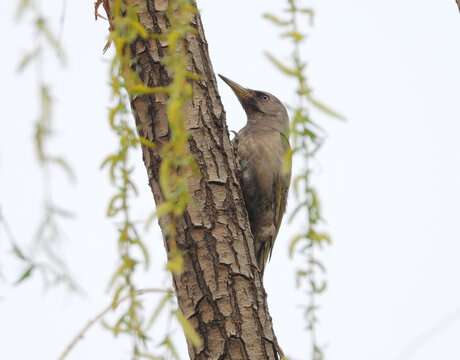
{"left": 219, "top": 74, "right": 291, "bottom": 275}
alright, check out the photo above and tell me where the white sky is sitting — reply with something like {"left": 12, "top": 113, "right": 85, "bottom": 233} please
{"left": 1, "top": 1, "right": 460, "bottom": 360}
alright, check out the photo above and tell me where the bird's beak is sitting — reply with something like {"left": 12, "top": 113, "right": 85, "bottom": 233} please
{"left": 218, "top": 74, "right": 252, "bottom": 101}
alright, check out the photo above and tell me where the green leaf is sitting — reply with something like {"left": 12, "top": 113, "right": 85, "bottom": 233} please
{"left": 159, "top": 159, "right": 173, "bottom": 197}
{"left": 49, "top": 156, "right": 76, "bottom": 183}
{"left": 100, "top": 154, "right": 120, "bottom": 182}
{"left": 288, "top": 200, "right": 308, "bottom": 223}
{"left": 126, "top": 177, "right": 138, "bottom": 196}
{"left": 307, "top": 230, "right": 331, "bottom": 245}
{"left": 127, "top": 84, "right": 169, "bottom": 96}
{"left": 307, "top": 94, "right": 346, "bottom": 121}
{"left": 107, "top": 193, "right": 124, "bottom": 217}
{"left": 281, "top": 31, "right": 305, "bottom": 42}
{"left": 109, "top": 103, "right": 125, "bottom": 129}
{"left": 112, "top": 284, "right": 126, "bottom": 307}
{"left": 295, "top": 269, "right": 310, "bottom": 288}
{"left": 292, "top": 172, "right": 308, "bottom": 196}
{"left": 131, "top": 20, "right": 149, "bottom": 38}
{"left": 35, "top": 17, "right": 67, "bottom": 65}
{"left": 15, "top": 265, "right": 35, "bottom": 285}
{"left": 138, "top": 136, "right": 156, "bottom": 149}
{"left": 46, "top": 204, "right": 74, "bottom": 218}
{"left": 175, "top": 309, "right": 202, "bottom": 347}
{"left": 312, "top": 280, "right": 327, "bottom": 294}
{"left": 263, "top": 13, "right": 290, "bottom": 26}
{"left": 15, "top": 0, "right": 31, "bottom": 20}
{"left": 133, "top": 237, "right": 150, "bottom": 269}
{"left": 17, "top": 47, "right": 41, "bottom": 72}
{"left": 265, "top": 52, "right": 300, "bottom": 77}
{"left": 155, "top": 202, "right": 174, "bottom": 217}
{"left": 309, "top": 258, "right": 326, "bottom": 273}
{"left": 162, "top": 336, "right": 181, "bottom": 360}
{"left": 166, "top": 251, "right": 184, "bottom": 275}
{"left": 12, "top": 245, "right": 27, "bottom": 261}
{"left": 300, "top": 8, "right": 315, "bottom": 26}
{"left": 289, "top": 234, "right": 305, "bottom": 257}
{"left": 107, "top": 257, "right": 136, "bottom": 289}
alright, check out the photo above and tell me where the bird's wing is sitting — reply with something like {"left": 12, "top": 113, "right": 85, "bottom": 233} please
{"left": 264, "top": 173, "right": 290, "bottom": 265}
{"left": 264, "top": 134, "right": 292, "bottom": 266}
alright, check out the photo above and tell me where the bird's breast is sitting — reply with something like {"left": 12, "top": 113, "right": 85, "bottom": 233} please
{"left": 235, "top": 128, "right": 288, "bottom": 195}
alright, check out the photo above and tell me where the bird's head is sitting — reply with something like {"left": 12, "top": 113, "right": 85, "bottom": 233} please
{"left": 218, "top": 74, "right": 289, "bottom": 133}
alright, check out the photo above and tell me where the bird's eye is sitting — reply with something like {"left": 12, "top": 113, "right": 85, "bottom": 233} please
{"left": 261, "top": 94, "right": 270, "bottom": 101}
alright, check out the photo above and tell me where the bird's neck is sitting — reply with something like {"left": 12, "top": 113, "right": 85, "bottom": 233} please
{"left": 246, "top": 114, "right": 289, "bottom": 137}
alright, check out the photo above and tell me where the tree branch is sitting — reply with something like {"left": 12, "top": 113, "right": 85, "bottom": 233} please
{"left": 56, "top": 288, "right": 172, "bottom": 360}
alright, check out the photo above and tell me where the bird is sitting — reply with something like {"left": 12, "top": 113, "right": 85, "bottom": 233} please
{"left": 218, "top": 74, "right": 291, "bottom": 276}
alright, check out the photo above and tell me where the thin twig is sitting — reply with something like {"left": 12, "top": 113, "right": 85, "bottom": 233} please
{"left": 397, "top": 306, "right": 460, "bottom": 360}
{"left": 0, "top": 207, "right": 19, "bottom": 249}
{"left": 0, "top": 207, "right": 30, "bottom": 262}
{"left": 58, "top": 0, "right": 68, "bottom": 41}
{"left": 56, "top": 288, "right": 172, "bottom": 360}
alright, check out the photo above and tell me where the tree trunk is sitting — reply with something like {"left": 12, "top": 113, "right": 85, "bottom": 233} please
{"left": 128, "top": 1, "right": 283, "bottom": 359}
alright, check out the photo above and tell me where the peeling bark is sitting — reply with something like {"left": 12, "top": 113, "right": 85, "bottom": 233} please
{"left": 128, "top": 1, "right": 283, "bottom": 359}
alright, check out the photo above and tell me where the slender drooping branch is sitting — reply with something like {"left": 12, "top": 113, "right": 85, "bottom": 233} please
{"left": 56, "top": 288, "right": 172, "bottom": 360}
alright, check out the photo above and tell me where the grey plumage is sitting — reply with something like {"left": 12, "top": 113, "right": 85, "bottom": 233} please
{"left": 219, "top": 74, "right": 291, "bottom": 275}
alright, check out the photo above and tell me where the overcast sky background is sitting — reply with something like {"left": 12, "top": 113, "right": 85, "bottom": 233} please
{"left": 1, "top": 1, "right": 460, "bottom": 360}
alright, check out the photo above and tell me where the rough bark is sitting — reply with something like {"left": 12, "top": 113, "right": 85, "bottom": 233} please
{"left": 127, "top": 1, "right": 283, "bottom": 359}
